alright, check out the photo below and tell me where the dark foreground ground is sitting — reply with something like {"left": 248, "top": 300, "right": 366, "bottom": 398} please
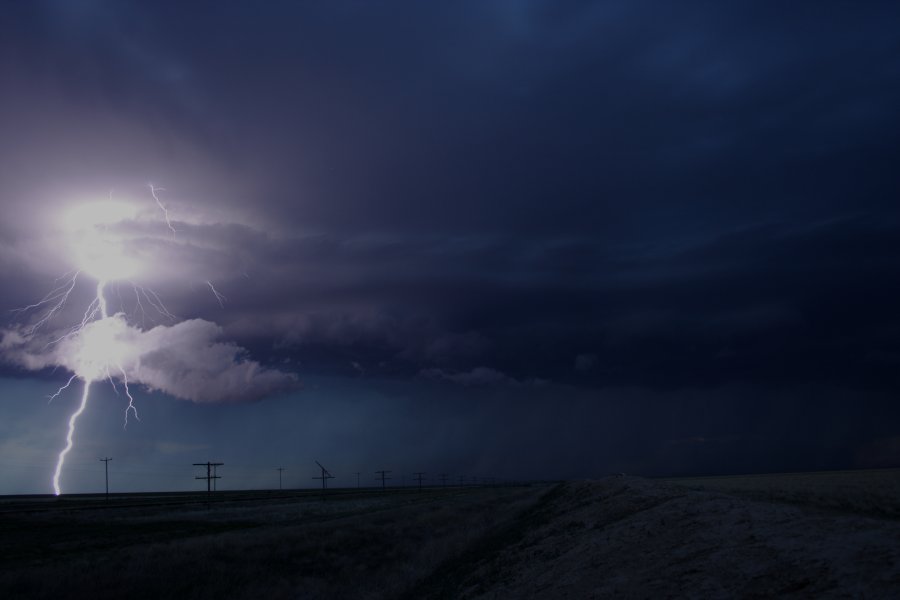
{"left": 1, "top": 471, "right": 899, "bottom": 598}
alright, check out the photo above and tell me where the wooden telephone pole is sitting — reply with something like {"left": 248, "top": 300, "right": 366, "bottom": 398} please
{"left": 194, "top": 462, "right": 223, "bottom": 506}
{"left": 375, "top": 470, "right": 391, "bottom": 490}
{"left": 99, "top": 457, "right": 112, "bottom": 501}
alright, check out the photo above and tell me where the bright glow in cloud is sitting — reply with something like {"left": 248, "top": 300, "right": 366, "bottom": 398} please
{"left": 63, "top": 201, "right": 138, "bottom": 230}
{"left": 2, "top": 316, "right": 296, "bottom": 403}
{"left": 63, "top": 313, "right": 136, "bottom": 381}
{"left": 2, "top": 187, "right": 297, "bottom": 494}
{"left": 61, "top": 201, "right": 142, "bottom": 280}
{"left": 5, "top": 189, "right": 298, "bottom": 404}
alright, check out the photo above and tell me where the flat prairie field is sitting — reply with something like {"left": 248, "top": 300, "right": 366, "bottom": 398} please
{"left": 665, "top": 468, "right": 900, "bottom": 518}
{"left": 2, "top": 473, "right": 899, "bottom": 599}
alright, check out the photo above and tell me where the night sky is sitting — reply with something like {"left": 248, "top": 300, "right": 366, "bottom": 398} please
{"left": 2, "top": 1, "right": 900, "bottom": 494}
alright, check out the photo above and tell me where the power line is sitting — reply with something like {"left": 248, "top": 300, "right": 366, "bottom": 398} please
{"left": 375, "top": 470, "right": 391, "bottom": 490}
{"left": 276, "top": 467, "right": 286, "bottom": 490}
{"left": 413, "top": 472, "right": 426, "bottom": 491}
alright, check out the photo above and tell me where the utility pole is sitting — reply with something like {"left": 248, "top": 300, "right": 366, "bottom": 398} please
{"left": 458, "top": 475, "right": 465, "bottom": 487}
{"left": 194, "top": 462, "right": 223, "bottom": 506}
{"left": 375, "top": 470, "right": 391, "bottom": 490}
{"left": 312, "top": 461, "right": 334, "bottom": 490}
{"left": 439, "top": 473, "right": 448, "bottom": 487}
{"left": 99, "top": 457, "right": 112, "bottom": 501}
{"left": 277, "top": 467, "right": 286, "bottom": 490}
{"left": 353, "top": 472, "right": 360, "bottom": 489}
{"left": 413, "top": 472, "right": 426, "bottom": 491}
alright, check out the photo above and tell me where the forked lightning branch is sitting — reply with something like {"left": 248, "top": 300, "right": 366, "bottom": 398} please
{"left": 12, "top": 187, "right": 224, "bottom": 495}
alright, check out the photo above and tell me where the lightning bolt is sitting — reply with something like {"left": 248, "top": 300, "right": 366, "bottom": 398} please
{"left": 206, "top": 281, "right": 226, "bottom": 308}
{"left": 150, "top": 184, "right": 176, "bottom": 238}
{"left": 47, "top": 373, "right": 77, "bottom": 404}
{"left": 10, "top": 271, "right": 80, "bottom": 335}
{"left": 49, "top": 279, "right": 108, "bottom": 495}
{"left": 13, "top": 186, "right": 231, "bottom": 495}
{"left": 119, "top": 367, "right": 139, "bottom": 427}
{"left": 46, "top": 276, "right": 155, "bottom": 493}
{"left": 10, "top": 187, "right": 195, "bottom": 495}
{"left": 52, "top": 378, "right": 92, "bottom": 496}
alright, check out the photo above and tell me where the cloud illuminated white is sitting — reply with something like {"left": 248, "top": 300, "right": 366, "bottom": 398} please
{"left": 1, "top": 186, "right": 296, "bottom": 406}
{"left": 2, "top": 316, "right": 296, "bottom": 403}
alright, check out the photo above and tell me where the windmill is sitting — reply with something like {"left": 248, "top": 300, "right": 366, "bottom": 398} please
{"left": 312, "top": 460, "right": 334, "bottom": 490}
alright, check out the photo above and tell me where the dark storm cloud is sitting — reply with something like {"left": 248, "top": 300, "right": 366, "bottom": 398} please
{"left": 118, "top": 214, "right": 897, "bottom": 397}
{"left": 2, "top": 1, "right": 900, "bottom": 479}
{"left": 6, "top": 2, "right": 899, "bottom": 236}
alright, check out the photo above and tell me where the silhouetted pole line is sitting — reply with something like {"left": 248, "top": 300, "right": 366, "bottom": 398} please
{"left": 439, "top": 473, "right": 448, "bottom": 487}
{"left": 413, "top": 472, "right": 426, "bottom": 492}
{"left": 277, "top": 467, "right": 286, "bottom": 490}
{"left": 375, "top": 470, "right": 391, "bottom": 490}
{"left": 193, "top": 462, "right": 223, "bottom": 506}
{"left": 313, "top": 460, "right": 334, "bottom": 491}
{"left": 99, "top": 457, "right": 112, "bottom": 501}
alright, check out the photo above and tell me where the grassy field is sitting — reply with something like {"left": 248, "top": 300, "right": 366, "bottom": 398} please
{"left": 664, "top": 468, "right": 900, "bottom": 518}
{"left": 3, "top": 471, "right": 899, "bottom": 598}
{"left": 413, "top": 473, "right": 900, "bottom": 598}
{"left": 0, "top": 485, "right": 550, "bottom": 599}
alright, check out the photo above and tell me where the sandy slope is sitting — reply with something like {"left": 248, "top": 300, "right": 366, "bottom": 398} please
{"left": 426, "top": 477, "right": 900, "bottom": 599}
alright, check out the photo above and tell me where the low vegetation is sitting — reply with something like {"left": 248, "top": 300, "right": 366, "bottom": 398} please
{"left": 3, "top": 471, "right": 899, "bottom": 598}
{"left": 667, "top": 468, "right": 900, "bottom": 518}
{"left": 0, "top": 486, "right": 548, "bottom": 600}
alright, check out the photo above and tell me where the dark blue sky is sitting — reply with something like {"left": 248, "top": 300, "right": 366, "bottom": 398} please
{"left": 1, "top": 1, "right": 899, "bottom": 494}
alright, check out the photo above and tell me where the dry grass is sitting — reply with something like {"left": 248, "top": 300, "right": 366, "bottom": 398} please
{"left": 0, "top": 487, "right": 548, "bottom": 600}
{"left": 413, "top": 477, "right": 900, "bottom": 599}
{"left": 665, "top": 468, "right": 900, "bottom": 518}
{"left": 6, "top": 472, "right": 898, "bottom": 598}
